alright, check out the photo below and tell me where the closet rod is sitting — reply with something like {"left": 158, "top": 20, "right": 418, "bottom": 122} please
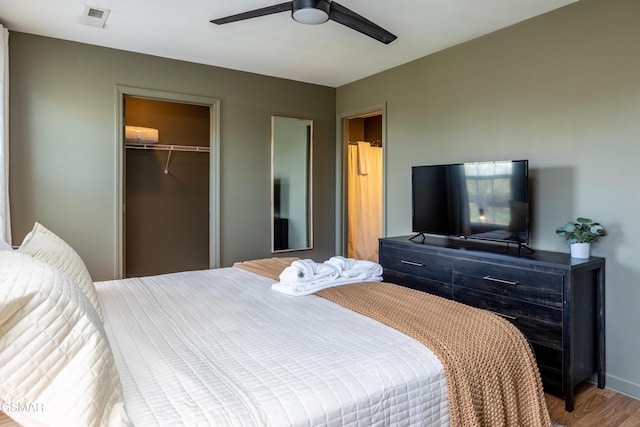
{"left": 126, "top": 142, "right": 210, "bottom": 175}
{"left": 125, "top": 142, "right": 210, "bottom": 153}
{"left": 348, "top": 140, "right": 382, "bottom": 147}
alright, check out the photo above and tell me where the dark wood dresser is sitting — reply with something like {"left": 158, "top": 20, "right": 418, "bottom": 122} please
{"left": 379, "top": 235, "right": 605, "bottom": 411}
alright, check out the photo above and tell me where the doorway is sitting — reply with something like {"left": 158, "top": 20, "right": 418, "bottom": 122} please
{"left": 115, "top": 86, "right": 220, "bottom": 279}
{"left": 342, "top": 109, "right": 384, "bottom": 261}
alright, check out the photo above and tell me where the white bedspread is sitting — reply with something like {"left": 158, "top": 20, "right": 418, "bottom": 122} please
{"left": 96, "top": 267, "right": 450, "bottom": 426}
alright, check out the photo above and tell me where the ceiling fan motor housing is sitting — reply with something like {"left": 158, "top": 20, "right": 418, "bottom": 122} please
{"left": 292, "top": 0, "right": 330, "bottom": 24}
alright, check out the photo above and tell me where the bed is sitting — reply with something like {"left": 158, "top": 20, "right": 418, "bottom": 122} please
{"left": 1, "top": 224, "right": 552, "bottom": 427}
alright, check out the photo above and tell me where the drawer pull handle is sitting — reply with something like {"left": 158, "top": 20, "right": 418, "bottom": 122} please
{"left": 400, "top": 260, "right": 424, "bottom": 267}
{"left": 483, "top": 276, "right": 518, "bottom": 286}
{"left": 490, "top": 310, "right": 518, "bottom": 321}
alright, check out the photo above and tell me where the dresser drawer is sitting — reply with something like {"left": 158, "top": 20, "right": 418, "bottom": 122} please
{"left": 379, "top": 245, "right": 453, "bottom": 284}
{"left": 455, "top": 287, "right": 562, "bottom": 350}
{"left": 453, "top": 260, "right": 563, "bottom": 308}
{"left": 532, "top": 343, "right": 564, "bottom": 394}
{"left": 383, "top": 269, "right": 453, "bottom": 300}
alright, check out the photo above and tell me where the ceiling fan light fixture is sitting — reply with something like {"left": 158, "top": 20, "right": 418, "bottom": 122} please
{"left": 211, "top": 0, "right": 396, "bottom": 45}
{"left": 292, "top": 0, "right": 330, "bottom": 25}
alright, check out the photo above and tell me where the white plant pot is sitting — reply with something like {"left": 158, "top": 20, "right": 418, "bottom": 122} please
{"left": 571, "top": 242, "right": 591, "bottom": 258}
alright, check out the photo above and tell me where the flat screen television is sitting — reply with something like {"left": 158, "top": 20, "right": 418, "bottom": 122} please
{"left": 412, "top": 160, "right": 529, "bottom": 245}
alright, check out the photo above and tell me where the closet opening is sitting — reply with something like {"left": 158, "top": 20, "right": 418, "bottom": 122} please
{"left": 344, "top": 112, "right": 384, "bottom": 261}
{"left": 115, "top": 87, "right": 220, "bottom": 279}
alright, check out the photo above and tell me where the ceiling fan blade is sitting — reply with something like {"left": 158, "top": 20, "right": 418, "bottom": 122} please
{"left": 328, "top": 2, "right": 397, "bottom": 44}
{"left": 211, "top": 2, "right": 292, "bottom": 25}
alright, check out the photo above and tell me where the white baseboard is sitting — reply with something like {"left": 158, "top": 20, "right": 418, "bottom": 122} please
{"left": 604, "top": 374, "right": 640, "bottom": 400}
{"left": 590, "top": 374, "right": 640, "bottom": 400}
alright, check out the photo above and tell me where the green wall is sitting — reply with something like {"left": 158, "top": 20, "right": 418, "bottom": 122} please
{"left": 8, "top": 33, "right": 337, "bottom": 279}
{"left": 337, "top": 0, "right": 640, "bottom": 398}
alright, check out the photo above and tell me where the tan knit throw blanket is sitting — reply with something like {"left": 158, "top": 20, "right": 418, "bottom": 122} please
{"left": 234, "top": 257, "right": 299, "bottom": 281}
{"left": 317, "top": 281, "right": 552, "bottom": 427}
{"left": 234, "top": 258, "right": 551, "bottom": 427}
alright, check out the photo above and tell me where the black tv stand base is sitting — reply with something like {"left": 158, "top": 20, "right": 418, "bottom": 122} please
{"left": 409, "top": 232, "right": 426, "bottom": 242}
{"left": 409, "top": 233, "right": 535, "bottom": 256}
{"left": 514, "top": 242, "right": 535, "bottom": 255}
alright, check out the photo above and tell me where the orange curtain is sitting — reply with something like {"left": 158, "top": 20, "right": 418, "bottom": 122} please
{"left": 347, "top": 142, "right": 382, "bottom": 261}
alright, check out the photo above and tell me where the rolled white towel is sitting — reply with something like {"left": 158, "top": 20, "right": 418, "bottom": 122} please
{"left": 344, "top": 259, "right": 383, "bottom": 279}
{"left": 279, "top": 259, "right": 314, "bottom": 283}
{"left": 325, "top": 256, "right": 383, "bottom": 279}
{"left": 325, "top": 256, "right": 355, "bottom": 274}
{"left": 278, "top": 259, "right": 339, "bottom": 284}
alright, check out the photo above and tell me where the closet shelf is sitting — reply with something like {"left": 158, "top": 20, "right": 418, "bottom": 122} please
{"left": 125, "top": 142, "right": 210, "bottom": 153}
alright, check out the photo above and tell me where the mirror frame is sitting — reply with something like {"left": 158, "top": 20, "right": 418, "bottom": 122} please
{"left": 271, "top": 116, "right": 313, "bottom": 253}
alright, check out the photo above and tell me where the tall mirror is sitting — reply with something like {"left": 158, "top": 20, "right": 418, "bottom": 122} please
{"left": 271, "top": 116, "right": 313, "bottom": 252}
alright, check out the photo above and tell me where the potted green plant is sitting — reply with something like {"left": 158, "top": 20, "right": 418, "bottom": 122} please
{"left": 555, "top": 217, "right": 605, "bottom": 258}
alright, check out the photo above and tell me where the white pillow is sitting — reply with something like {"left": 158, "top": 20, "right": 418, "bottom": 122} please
{"left": 18, "top": 222, "right": 103, "bottom": 321}
{"left": 0, "top": 239, "right": 11, "bottom": 251}
{"left": 0, "top": 251, "right": 130, "bottom": 427}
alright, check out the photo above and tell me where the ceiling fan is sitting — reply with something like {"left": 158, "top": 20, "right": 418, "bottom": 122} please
{"left": 211, "top": 0, "right": 397, "bottom": 45}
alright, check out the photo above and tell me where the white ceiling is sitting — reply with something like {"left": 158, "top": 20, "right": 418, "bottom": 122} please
{"left": 1, "top": 0, "right": 577, "bottom": 88}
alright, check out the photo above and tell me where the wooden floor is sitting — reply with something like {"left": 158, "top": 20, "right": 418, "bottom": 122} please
{"left": 2, "top": 383, "right": 639, "bottom": 426}
{"left": 546, "top": 383, "right": 640, "bottom": 426}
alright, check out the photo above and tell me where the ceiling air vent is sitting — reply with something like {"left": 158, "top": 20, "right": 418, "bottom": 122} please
{"left": 80, "top": 5, "right": 110, "bottom": 28}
